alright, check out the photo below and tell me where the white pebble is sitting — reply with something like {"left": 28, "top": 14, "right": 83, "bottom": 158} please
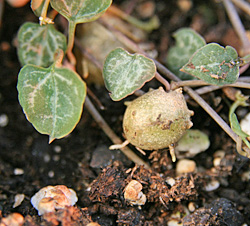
{"left": 240, "top": 112, "right": 250, "bottom": 136}
{"left": 0, "top": 114, "right": 8, "bottom": 127}
{"left": 176, "top": 159, "right": 196, "bottom": 175}
{"left": 13, "top": 194, "right": 25, "bottom": 208}
{"left": 204, "top": 180, "right": 220, "bottom": 192}
{"left": 14, "top": 168, "right": 24, "bottom": 175}
{"left": 43, "top": 154, "right": 50, "bottom": 162}
{"left": 54, "top": 145, "right": 62, "bottom": 153}
{"left": 166, "top": 177, "right": 176, "bottom": 187}
{"left": 48, "top": 171, "right": 54, "bottom": 178}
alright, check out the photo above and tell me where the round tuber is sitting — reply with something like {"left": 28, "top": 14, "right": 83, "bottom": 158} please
{"left": 123, "top": 87, "right": 193, "bottom": 150}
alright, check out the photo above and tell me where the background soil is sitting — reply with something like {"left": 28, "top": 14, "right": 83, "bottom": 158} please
{"left": 0, "top": 0, "right": 250, "bottom": 225}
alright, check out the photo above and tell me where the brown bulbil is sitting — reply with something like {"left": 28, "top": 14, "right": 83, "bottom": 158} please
{"left": 123, "top": 87, "right": 193, "bottom": 150}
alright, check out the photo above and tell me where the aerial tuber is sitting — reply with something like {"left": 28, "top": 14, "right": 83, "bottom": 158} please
{"left": 123, "top": 87, "right": 193, "bottom": 150}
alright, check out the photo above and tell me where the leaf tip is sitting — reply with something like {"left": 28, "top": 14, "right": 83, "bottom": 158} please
{"left": 49, "top": 137, "right": 55, "bottom": 144}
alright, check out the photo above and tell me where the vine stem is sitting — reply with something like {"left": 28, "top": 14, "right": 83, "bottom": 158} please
{"left": 171, "top": 80, "right": 250, "bottom": 90}
{"left": 99, "top": 18, "right": 249, "bottom": 152}
{"left": 231, "top": 0, "right": 250, "bottom": 16}
{"left": 223, "top": 0, "right": 250, "bottom": 55}
{"left": 67, "top": 20, "right": 77, "bottom": 66}
{"left": 84, "top": 96, "right": 151, "bottom": 169}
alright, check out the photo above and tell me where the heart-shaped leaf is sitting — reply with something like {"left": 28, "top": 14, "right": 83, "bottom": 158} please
{"left": 103, "top": 48, "right": 156, "bottom": 101}
{"left": 50, "top": 0, "right": 112, "bottom": 24}
{"left": 166, "top": 28, "right": 206, "bottom": 80}
{"left": 181, "top": 43, "right": 239, "bottom": 85}
{"left": 17, "top": 22, "right": 67, "bottom": 67}
{"left": 17, "top": 64, "right": 86, "bottom": 143}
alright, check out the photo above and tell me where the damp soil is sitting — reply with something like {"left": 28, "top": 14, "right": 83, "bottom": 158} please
{"left": 0, "top": 1, "right": 250, "bottom": 226}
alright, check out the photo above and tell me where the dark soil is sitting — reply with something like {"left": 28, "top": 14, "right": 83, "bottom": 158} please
{"left": 0, "top": 1, "right": 250, "bottom": 225}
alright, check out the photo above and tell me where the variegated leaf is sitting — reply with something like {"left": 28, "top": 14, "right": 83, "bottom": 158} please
{"left": 103, "top": 48, "right": 156, "bottom": 101}
{"left": 17, "top": 64, "right": 86, "bottom": 143}
{"left": 17, "top": 22, "right": 67, "bottom": 67}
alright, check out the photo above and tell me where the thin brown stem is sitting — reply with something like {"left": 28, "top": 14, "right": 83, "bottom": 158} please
{"left": 67, "top": 21, "right": 77, "bottom": 66}
{"left": 172, "top": 80, "right": 250, "bottom": 90}
{"left": 85, "top": 96, "right": 151, "bottom": 169}
{"left": 223, "top": 0, "right": 250, "bottom": 55}
{"left": 231, "top": 0, "right": 250, "bottom": 16}
{"left": 155, "top": 72, "right": 170, "bottom": 91}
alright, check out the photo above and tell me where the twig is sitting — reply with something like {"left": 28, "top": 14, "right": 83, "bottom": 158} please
{"left": 85, "top": 96, "right": 151, "bottom": 169}
{"left": 223, "top": 0, "right": 250, "bottom": 55}
{"left": 183, "top": 77, "right": 250, "bottom": 97}
{"left": 171, "top": 80, "right": 250, "bottom": 90}
{"left": 231, "top": 0, "right": 250, "bottom": 16}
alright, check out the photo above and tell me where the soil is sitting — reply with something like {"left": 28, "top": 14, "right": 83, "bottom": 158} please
{"left": 0, "top": 0, "right": 250, "bottom": 226}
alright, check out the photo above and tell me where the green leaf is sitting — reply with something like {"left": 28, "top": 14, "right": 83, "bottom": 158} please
{"left": 181, "top": 43, "right": 239, "bottom": 85}
{"left": 17, "top": 64, "right": 86, "bottom": 143}
{"left": 31, "top": 0, "right": 46, "bottom": 17}
{"left": 166, "top": 28, "right": 206, "bottom": 80}
{"left": 50, "top": 0, "right": 112, "bottom": 24}
{"left": 230, "top": 113, "right": 249, "bottom": 138}
{"left": 17, "top": 22, "right": 67, "bottom": 67}
{"left": 103, "top": 48, "right": 156, "bottom": 101}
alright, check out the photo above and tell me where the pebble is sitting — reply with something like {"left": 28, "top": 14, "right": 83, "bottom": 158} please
{"left": 240, "top": 112, "right": 250, "bottom": 136}
{"left": 176, "top": 159, "right": 196, "bottom": 175}
{"left": 13, "top": 194, "right": 25, "bottom": 208}
{"left": 204, "top": 180, "right": 220, "bottom": 192}
{"left": 14, "top": 168, "right": 24, "bottom": 175}
{"left": 0, "top": 114, "right": 8, "bottom": 127}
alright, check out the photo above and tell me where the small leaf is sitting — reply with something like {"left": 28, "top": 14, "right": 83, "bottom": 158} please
{"left": 103, "top": 48, "right": 156, "bottom": 101}
{"left": 17, "top": 22, "right": 67, "bottom": 67}
{"left": 230, "top": 113, "right": 249, "bottom": 138}
{"left": 166, "top": 28, "right": 206, "bottom": 80}
{"left": 31, "top": 0, "right": 46, "bottom": 17}
{"left": 17, "top": 64, "right": 86, "bottom": 142}
{"left": 181, "top": 43, "right": 239, "bottom": 85}
{"left": 50, "top": 0, "right": 112, "bottom": 24}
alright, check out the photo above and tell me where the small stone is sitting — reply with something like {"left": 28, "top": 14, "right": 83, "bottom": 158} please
{"left": 204, "top": 180, "right": 220, "bottom": 192}
{"left": 48, "top": 171, "right": 54, "bottom": 178}
{"left": 0, "top": 114, "right": 8, "bottom": 127}
{"left": 240, "top": 112, "right": 250, "bottom": 136}
{"left": 188, "top": 202, "right": 196, "bottom": 212}
{"left": 13, "top": 194, "right": 25, "bottom": 208}
{"left": 54, "top": 145, "right": 62, "bottom": 153}
{"left": 176, "top": 159, "right": 196, "bottom": 175}
{"left": 166, "top": 177, "right": 176, "bottom": 187}
{"left": 14, "top": 168, "right": 24, "bottom": 175}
